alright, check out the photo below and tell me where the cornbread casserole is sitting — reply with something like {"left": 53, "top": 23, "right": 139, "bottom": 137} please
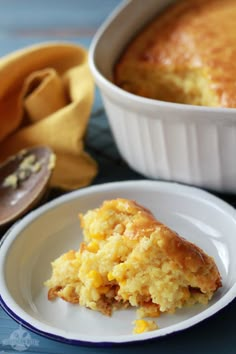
{"left": 114, "top": 0, "right": 236, "bottom": 107}
{"left": 45, "top": 198, "right": 221, "bottom": 331}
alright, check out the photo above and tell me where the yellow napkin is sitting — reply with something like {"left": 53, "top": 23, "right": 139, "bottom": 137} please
{"left": 0, "top": 42, "right": 98, "bottom": 190}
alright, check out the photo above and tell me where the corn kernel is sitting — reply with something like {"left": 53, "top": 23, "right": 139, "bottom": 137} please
{"left": 87, "top": 270, "right": 103, "bottom": 288}
{"left": 90, "top": 233, "right": 105, "bottom": 240}
{"left": 87, "top": 241, "right": 99, "bottom": 253}
{"left": 133, "top": 320, "right": 158, "bottom": 334}
{"left": 107, "top": 271, "right": 115, "bottom": 281}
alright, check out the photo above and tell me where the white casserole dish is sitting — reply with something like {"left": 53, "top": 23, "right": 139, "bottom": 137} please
{"left": 89, "top": 0, "right": 236, "bottom": 193}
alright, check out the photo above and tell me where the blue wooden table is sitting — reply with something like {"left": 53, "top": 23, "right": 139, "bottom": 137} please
{"left": 0, "top": 1, "right": 236, "bottom": 353}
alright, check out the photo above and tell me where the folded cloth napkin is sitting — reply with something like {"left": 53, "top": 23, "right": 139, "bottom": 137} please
{"left": 0, "top": 42, "right": 98, "bottom": 190}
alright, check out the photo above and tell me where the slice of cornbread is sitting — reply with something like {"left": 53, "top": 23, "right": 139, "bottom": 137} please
{"left": 114, "top": 0, "right": 236, "bottom": 107}
{"left": 45, "top": 198, "right": 221, "bottom": 322}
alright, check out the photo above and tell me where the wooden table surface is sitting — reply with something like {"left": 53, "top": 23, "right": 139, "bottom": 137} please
{"left": 0, "top": 1, "right": 236, "bottom": 353}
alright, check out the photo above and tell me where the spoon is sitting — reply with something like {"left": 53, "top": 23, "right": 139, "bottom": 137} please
{"left": 0, "top": 146, "right": 56, "bottom": 227}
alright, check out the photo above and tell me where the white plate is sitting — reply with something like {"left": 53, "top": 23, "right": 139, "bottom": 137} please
{"left": 0, "top": 180, "right": 236, "bottom": 345}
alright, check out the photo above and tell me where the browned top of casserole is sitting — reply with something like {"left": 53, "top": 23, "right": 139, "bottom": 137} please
{"left": 114, "top": 0, "right": 236, "bottom": 107}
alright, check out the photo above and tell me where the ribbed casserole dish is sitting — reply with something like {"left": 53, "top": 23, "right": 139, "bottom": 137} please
{"left": 89, "top": 0, "right": 236, "bottom": 193}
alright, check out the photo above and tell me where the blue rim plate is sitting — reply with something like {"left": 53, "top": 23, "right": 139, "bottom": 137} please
{"left": 0, "top": 180, "right": 236, "bottom": 345}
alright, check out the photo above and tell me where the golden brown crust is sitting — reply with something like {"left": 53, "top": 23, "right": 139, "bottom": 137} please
{"left": 100, "top": 198, "right": 221, "bottom": 293}
{"left": 156, "top": 227, "right": 222, "bottom": 293}
{"left": 48, "top": 286, "right": 63, "bottom": 301}
{"left": 114, "top": 0, "right": 236, "bottom": 107}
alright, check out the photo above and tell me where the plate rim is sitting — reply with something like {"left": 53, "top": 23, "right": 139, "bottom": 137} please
{"left": 1, "top": 179, "right": 236, "bottom": 345}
